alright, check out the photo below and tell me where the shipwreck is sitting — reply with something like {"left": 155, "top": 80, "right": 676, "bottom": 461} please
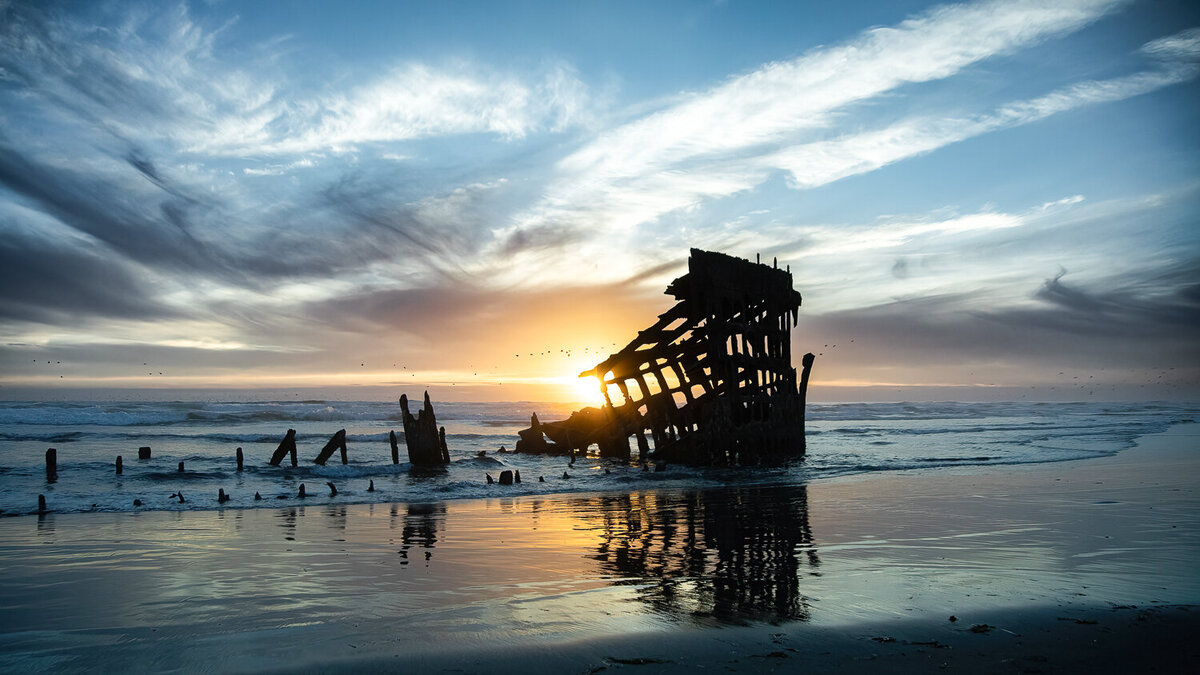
{"left": 517, "top": 248, "right": 815, "bottom": 466}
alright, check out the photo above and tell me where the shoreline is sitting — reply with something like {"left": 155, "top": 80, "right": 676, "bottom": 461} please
{"left": 6, "top": 401, "right": 1188, "bottom": 519}
{"left": 0, "top": 424, "right": 1196, "bottom": 672}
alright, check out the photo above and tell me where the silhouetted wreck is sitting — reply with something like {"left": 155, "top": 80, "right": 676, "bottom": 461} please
{"left": 517, "top": 248, "right": 814, "bottom": 465}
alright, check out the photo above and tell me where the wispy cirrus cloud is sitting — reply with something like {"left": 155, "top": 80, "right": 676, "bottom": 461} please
{"left": 504, "top": 0, "right": 1133, "bottom": 244}
{"left": 229, "top": 61, "right": 591, "bottom": 156}
{"left": 766, "top": 27, "right": 1200, "bottom": 189}
{"left": 0, "top": 3, "right": 591, "bottom": 158}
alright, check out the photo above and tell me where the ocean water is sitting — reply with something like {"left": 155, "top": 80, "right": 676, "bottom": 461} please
{"left": 0, "top": 399, "right": 1193, "bottom": 516}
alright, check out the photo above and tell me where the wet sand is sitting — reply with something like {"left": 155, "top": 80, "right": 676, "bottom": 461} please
{"left": 0, "top": 424, "right": 1196, "bottom": 673}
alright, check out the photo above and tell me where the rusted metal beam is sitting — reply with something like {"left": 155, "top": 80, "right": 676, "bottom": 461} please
{"left": 517, "top": 249, "right": 811, "bottom": 466}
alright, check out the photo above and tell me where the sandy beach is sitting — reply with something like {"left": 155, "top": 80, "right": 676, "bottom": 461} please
{"left": 1, "top": 423, "right": 1196, "bottom": 673}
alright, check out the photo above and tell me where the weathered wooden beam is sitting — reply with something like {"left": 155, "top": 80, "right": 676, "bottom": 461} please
{"left": 313, "top": 429, "right": 348, "bottom": 465}
{"left": 269, "top": 429, "right": 298, "bottom": 467}
{"left": 399, "top": 392, "right": 450, "bottom": 466}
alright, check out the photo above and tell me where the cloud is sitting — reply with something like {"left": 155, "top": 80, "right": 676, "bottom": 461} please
{"left": 765, "top": 28, "right": 1200, "bottom": 189}
{"left": 211, "top": 61, "right": 593, "bottom": 156}
{"left": 0, "top": 3, "right": 592, "bottom": 158}
{"left": 0, "top": 139, "right": 226, "bottom": 276}
{"left": 807, "top": 259, "right": 1200, "bottom": 374}
{"left": 1034, "top": 266, "right": 1200, "bottom": 331}
{"left": 0, "top": 224, "right": 177, "bottom": 324}
{"left": 242, "top": 158, "right": 317, "bottom": 176}
{"left": 511, "top": 0, "right": 1131, "bottom": 236}
{"left": 0, "top": 0, "right": 1194, "bottom": 393}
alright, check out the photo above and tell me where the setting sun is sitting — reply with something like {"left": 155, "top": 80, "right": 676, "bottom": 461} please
{"left": 568, "top": 373, "right": 607, "bottom": 406}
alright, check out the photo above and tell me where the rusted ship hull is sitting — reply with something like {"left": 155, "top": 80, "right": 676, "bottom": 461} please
{"left": 517, "top": 249, "right": 814, "bottom": 466}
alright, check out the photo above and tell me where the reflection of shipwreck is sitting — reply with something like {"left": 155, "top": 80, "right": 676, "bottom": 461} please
{"left": 576, "top": 485, "right": 819, "bottom": 624}
{"left": 517, "top": 248, "right": 814, "bottom": 465}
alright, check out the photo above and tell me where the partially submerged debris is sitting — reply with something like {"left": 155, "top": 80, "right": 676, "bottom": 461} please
{"left": 399, "top": 392, "right": 450, "bottom": 466}
{"left": 268, "top": 429, "right": 298, "bottom": 467}
{"left": 313, "top": 429, "right": 348, "bottom": 466}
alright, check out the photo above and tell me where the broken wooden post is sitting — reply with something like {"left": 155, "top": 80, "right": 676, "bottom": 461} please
{"left": 236, "top": 447, "right": 244, "bottom": 471}
{"left": 45, "top": 448, "right": 56, "bottom": 482}
{"left": 499, "top": 470, "right": 514, "bottom": 485}
{"left": 798, "top": 352, "right": 815, "bottom": 450}
{"left": 297, "top": 483, "right": 307, "bottom": 498}
{"left": 115, "top": 455, "right": 122, "bottom": 475}
{"left": 514, "top": 469, "right": 521, "bottom": 483}
{"left": 515, "top": 413, "right": 553, "bottom": 454}
{"left": 269, "top": 429, "right": 298, "bottom": 467}
{"left": 326, "top": 481, "right": 337, "bottom": 497}
{"left": 37, "top": 494, "right": 47, "bottom": 513}
{"left": 138, "top": 446, "right": 151, "bottom": 460}
{"left": 178, "top": 461, "right": 185, "bottom": 472}
{"left": 218, "top": 488, "right": 230, "bottom": 503}
{"left": 313, "top": 429, "right": 347, "bottom": 466}
{"left": 486, "top": 473, "right": 494, "bottom": 484}
{"left": 389, "top": 430, "right": 400, "bottom": 464}
{"left": 398, "top": 392, "right": 450, "bottom": 466}
{"left": 368, "top": 480, "right": 375, "bottom": 492}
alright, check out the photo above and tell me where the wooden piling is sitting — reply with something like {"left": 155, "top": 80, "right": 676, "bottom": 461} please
{"left": 368, "top": 480, "right": 375, "bottom": 492}
{"left": 398, "top": 392, "right": 450, "bottom": 466}
{"left": 115, "top": 455, "right": 123, "bottom": 475}
{"left": 798, "top": 352, "right": 815, "bottom": 451}
{"left": 138, "top": 446, "right": 152, "bottom": 460}
{"left": 298, "top": 483, "right": 307, "bottom": 498}
{"left": 45, "top": 448, "right": 57, "bottom": 482}
{"left": 269, "top": 429, "right": 298, "bottom": 467}
{"left": 37, "top": 494, "right": 47, "bottom": 513}
{"left": 313, "top": 429, "right": 347, "bottom": 466}
{"left": 389, "top": 430, "right": 400, "bottom": 464}
{"left": 499, "top": 470, "right": 514, "bottom": 485}
{"left": 326, "top": 481, "right": 337, "bottom": 497}
{"left": 236, "top": 447, "right": 244, "bottom": 471}
{"left": 218, "top": 488, "right": 230, "bottom": 503}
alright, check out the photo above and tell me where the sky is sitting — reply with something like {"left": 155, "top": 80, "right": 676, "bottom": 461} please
{"left": 0, "top": 0, "right": 1197, "bottom": 402}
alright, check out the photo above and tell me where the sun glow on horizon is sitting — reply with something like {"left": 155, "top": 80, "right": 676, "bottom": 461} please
{"left": 566, "top": 373, "right": 607, "bottom": 407}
